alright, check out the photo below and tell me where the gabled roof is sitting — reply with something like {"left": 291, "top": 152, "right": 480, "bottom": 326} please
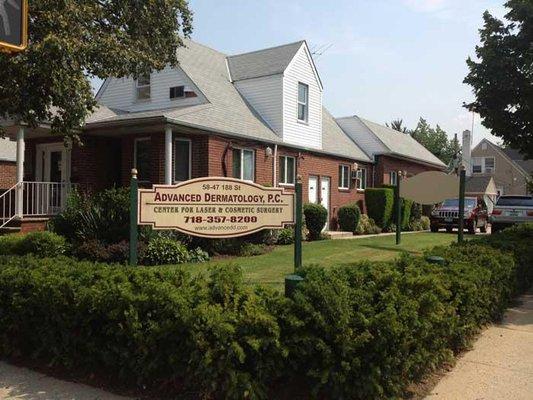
{"left": 87, "top": 40, "right": 370, "bottom": 163}
{"left": 465, "top": 175, "right": 497, "bottom": 195}
{"left": 227, "top": 41, "right": 304, "bottom": 81}
{"left": 473, "top": 139, "right": 531, "bottom": 177}
{"left": 336, "top": 115, "right": 446, "bottom": 168}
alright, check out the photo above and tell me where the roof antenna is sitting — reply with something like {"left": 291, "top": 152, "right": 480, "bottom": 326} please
{"left": 312, "top": 43, "right": 333, "bottom": 59}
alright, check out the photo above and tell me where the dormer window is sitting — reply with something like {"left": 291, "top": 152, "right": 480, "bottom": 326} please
{"left": 170, "top": 85, "right": 185, "bottom": 99}
{"left": 136, "top": 73, "right": 151, "bottom": 101}
{"left": 297, "top": 82, "right": 309, "bottom": 122}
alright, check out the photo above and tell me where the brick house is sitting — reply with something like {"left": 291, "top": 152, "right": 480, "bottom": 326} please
{"left": 0, "top": 138, "right": 16, "bottom": 192}
{"left": 336, "top": 116, "right": 446, "bottom": 185}
{"left": 2, "top": 40, "right": 378, "bottom": 231}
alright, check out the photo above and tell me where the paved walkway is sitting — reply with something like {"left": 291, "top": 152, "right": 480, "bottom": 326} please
{"left": 426, "top": 291, "right": 533, "bottom": 400}
{"left": 0, "top": 363, "right": 130, "bottom": 400}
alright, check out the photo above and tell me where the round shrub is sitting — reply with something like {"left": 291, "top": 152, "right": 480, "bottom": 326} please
{"left": 141, "top": 237, "right": 189, "bottom": 265}
{"left": 18, "top": 231, "right": 66, "bottom": 257}
{"left": 303, "top": 203, "right": 328, "bottom": 240}
{"left": 337, "top": 203, "right": 361, "bottom": 232}
{"left": 355, "top": 214, "right": 381, "bottom": 235}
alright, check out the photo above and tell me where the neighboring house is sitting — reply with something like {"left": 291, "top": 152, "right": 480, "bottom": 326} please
{"left": 471, "top": 138, "right": 531, "bottom": 196}
{"left": 2, "top": 39, "right": 374, "bottom": 231}
{"left": 336, "top": 116, "right": 447, "bottom": 186}
{"left": 0, "top": 138, "right": 16, "bottom": 191}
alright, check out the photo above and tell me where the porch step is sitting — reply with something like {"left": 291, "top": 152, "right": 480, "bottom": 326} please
{"left": 325, "top": 231, "right": 354, "bottom": 240}
{"left": 0, "top": 226, "right": 21, "bottom": 235}
{"left": 1, "top": 217, "right": 50, "bottom": 235}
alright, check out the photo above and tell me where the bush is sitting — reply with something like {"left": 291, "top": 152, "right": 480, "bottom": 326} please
{"left": 303, "top": 203, "right": 328, "bottom": 240}
{"left": 277, "top": 227, "right": 294, "bottom": 245}
{"left": 141, "top": 237, "right": 190, "bottom": 265}
{"left": 411, "top": 202, "right": 423, "bottom": 220}
{"left": 0, "top": 232, "right": 66, "bottom": 257}
{"left": 420, "top": 216, "right": 430, "bottom": 230}
{"left": 0, "top": 226, "right": 530, "bottom": 399}
{"left": 337, "top": 203, "right": 361, "bottom": 233}
{"left": 74, "top": 239, "right": 130, "bottom": 263}
{"left": 355, "top": 214, "right": 381, "bottom": 235}
{"left": 365, "top": 188, "right": 394, "bottom": 228}
{"left": 187, "top": 247, "right": 210, "bottom": 263}
{"left": 0, "top": 234, "right": 22, "bottom": 255}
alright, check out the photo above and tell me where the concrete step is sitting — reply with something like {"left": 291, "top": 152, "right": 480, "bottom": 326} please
{"left": 325, "top": 231, "right": 354, "bottom": 239}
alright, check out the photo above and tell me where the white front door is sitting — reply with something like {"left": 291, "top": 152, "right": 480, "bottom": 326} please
{"left": 309, "top": 176, "right": 318, "bottom": 203}
{"left": 320, "top": 177, "right": 330, "bottom": 230}
{"left": 36, "top": 143, "right": 70, "bottom": 183}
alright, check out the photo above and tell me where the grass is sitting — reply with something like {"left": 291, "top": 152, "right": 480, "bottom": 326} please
{"left": 179, "top": 232, "right": 459, "bottom": 289}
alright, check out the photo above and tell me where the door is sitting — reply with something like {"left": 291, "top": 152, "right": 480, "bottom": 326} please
{"left": 320, "top": 177, "right": 330, "bottom": 230}
{"left": 35, "top": 144, "right": 70, "bottom": 214}
{"left": 308, "top": 176, "right": 318, "bottom": 203}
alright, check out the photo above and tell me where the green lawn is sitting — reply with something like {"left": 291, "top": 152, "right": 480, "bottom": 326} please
{"left": 179, "top": 232, "right": 458, "bottom": 289}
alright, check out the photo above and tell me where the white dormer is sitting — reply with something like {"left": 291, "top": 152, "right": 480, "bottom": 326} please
{"left": 96, "top": 65, "right": 207, "bottom": 112}
{"left": 228, "top": 41, "right": 323, "bottom": 149}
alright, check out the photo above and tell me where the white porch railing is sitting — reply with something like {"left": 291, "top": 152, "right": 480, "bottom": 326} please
{"left": 0, "top": 182, "right": 77, "bottom": 229}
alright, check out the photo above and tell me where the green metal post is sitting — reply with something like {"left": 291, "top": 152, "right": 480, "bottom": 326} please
{"left": 458, "top": 168, "right": 466, "bottom": 244}
{"left": 294, "top": 176, "right": 303, "bottom": 271}
{"left": 129, "top": 169, "right": 139, "bottom": 266}
{"left": 396, "top": 171, "right": 402, "bottom": 245}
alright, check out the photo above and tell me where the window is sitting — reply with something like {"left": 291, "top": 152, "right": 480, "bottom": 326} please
{"left": 481, "top": 142, "right": 488, "bottom": 150}
{"left": 390, "top": 171, "right": 398, "bottom": 186}
{"left": 136, "top": 73, "right": 151, "bottom": 101}
{"left": 170, "top": 85, "right": 185, "bottom": 99}
{"left": 279, "top": 156, "right": 295, "bottom": 185}
{"left": 174, "top": 139, "right": 191, "bottom": 182}
{"left": 484, "top": 157, "right": 495, "bottom": 172}
{"left": 472, "top": 157, "right": 482, "bottom": 173}
{"left": 338, "top": 165, "right": 350, "bottom": 189}
{"left": 232, "top": 148, "right": 255, "bottom": 181}
{"left": 356, "top": 168, "right": 367, "bottom": 190}
{"left": 134, "top": 138, "right": 151, "bottom": 182}
{"left": 297, "top": 82, "right": 309, "bottom": 122}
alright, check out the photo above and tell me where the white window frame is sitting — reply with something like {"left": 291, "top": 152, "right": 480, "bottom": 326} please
{"left": 390, "top": 171, "right": 398, "bottom": 186}
{"left": 135, "top": 73, "right": 151, "bottom": 101}
{"left": 233, "top": 147, "right": 255, "bottom": 182}
{"left": 338, "top": 164, "right": 350, "bottom": 190}
{"left": 279, "top": 155, "right": 296, "bottom": 186}
{"left": 356, "top": 167, "right": 367, "bottom": 190}
{"left": 484, "top": 157, "right": 495, "bottom": 173}
{"left": 297, "top": 82, "right": 309, "bottom": 123}
{"left": 173, "top": 138, "right": 192, "bottom": 183}
{"left": 134, "top": 137, "right": 151, "bottom": 182}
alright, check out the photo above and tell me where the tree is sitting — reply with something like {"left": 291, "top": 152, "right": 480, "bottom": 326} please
{"left": 0, "top": 1, "right": 193, "bottom": 141}
{"left": 410, "top": 118, "right": 456, "bottom": 164}
{"left": 464, "top": 0, "right": 533, "bottom": 158}
{"left": 386, "top": 119, "right": 408, "bottom": 133}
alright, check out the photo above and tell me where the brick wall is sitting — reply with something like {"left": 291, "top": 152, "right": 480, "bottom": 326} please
{"left": 375, "top": 155, "right": 443, "bottom": 187}
{"left": 0, "top": 161, "right": 16, "bottom": 189}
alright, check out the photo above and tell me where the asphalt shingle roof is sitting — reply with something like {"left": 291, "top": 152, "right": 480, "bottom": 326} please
{"left": 501, "top": 147, "right": 533, "bottom": 175}
{"left": 465, "top": 176, "right": 496, "bottom": 194}
{"left": 227, "top": 41, "right": 304, "bottom": 81}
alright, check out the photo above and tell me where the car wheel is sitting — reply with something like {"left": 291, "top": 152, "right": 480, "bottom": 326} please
{"left": 430, "top": 225, "right": 439, "bottom": 233}
{"left": 468, "top": 220, "right": 477, "bottom": 235}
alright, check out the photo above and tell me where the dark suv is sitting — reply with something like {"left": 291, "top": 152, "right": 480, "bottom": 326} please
{"left": 430, "top": 197, "right": 489, "bottom": 234}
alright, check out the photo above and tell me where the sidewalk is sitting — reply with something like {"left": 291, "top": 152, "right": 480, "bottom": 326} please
{"left": 426, "top": 291, "right": 533, "bottom": 400}
{"left": 0, "top": 362, "right": 131, "bottom": 400}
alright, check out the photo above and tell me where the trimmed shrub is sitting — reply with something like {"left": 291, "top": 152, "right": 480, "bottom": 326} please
{"left": 277, "top": 227, "right": 294, "bottom": 245}
{"left": 0, "top": 234, "right": 22, "bottom": 255}
{"left": 303, "top": 203, "right": 328, "bottom": 240}
{"left": 2, "top": 232, "right": 67, "bottom": 257}
{"left": 141, "top": 237, "right": 190, "bottom": 265}
{"left": 365, "top": 188, "right": 394, "bottom": 228}
{"left": 337, "top": 203, "right": 361, "bottom": 233}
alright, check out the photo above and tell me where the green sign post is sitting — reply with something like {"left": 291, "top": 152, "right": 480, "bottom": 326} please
{"left": 129, "top": 169, "right": 138, "bottom": 266}
{"left": 395, "top": 171, "right": 402, "bottom": 245}
{"left": 457, "top": 167, "right": 466, "bottom": 243}
{"left": 285, "top": 176, "right": 304, "bottom": 297}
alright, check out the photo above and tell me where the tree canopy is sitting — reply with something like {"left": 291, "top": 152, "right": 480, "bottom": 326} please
{"left": 386, "top": 119, "right": 408, "bottom": 133}
{"left": 409, "top": 118, "right": 458, "bottom": 166}
{"left": 464, "top": 0, "right": 532, "bottom": 158}
{"left": 0, "top": 0, "right": 193, "bottom": 141}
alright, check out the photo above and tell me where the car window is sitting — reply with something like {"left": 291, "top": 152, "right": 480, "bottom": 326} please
{"left": 442, "top": 199, "right": 476, "bottom": 207}
{"left": 496, "top": 197, "right": 533, "bottom": 207}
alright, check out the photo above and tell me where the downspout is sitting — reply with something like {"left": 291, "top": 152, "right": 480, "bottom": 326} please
{"left": 273, "top": 144, "right": 278, "bottom": 187}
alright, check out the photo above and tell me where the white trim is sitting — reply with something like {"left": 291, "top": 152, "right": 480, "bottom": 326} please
{"left": 338, "top": 164, "right": 350, "bottom": 189}
{"left": 285, "top": 42, "right": 324, "bottom": 91}
{"left": 279, "top": 155, "right": 296, "bottom": 185}
{"left": 232, "top": 147, "right": 255, "bottom": 182}
{"left": 164, "top": 126, "right": 173, "bottom": 185}
{"left": 173, "top": 137, "right": 192, "bottom": 183}
{"left": 390, "top": 170, "right": 398, "bottom": 186}
{"left": 134, "top": 73, "right": 151, "bottom": 102}
{"left": 35, "top": 142, "right": 70, "bottom": 183}
{"left": 356, "top": 167, "right": 367, "bottom": 190}
{"left": 297, "top": 81, "right": 309, "bottom": 122}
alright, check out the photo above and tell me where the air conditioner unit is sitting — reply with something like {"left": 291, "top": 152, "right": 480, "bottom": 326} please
{"left": 351, "top": 170, "right": 359, "bottom": 180}
{"left": 485, "top": 168, "right": 493, "bottom": 173}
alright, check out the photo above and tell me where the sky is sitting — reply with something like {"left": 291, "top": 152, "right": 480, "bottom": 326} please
{"left": 92, "top": 0, "right": 508, "bottom": 147}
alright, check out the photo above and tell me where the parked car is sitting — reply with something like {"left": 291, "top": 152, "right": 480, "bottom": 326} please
{"left": 490, "top": 195, "right": 533, "bottom": 234}
{"left": 430, "top": 197, "right": 489, "bottom": 234}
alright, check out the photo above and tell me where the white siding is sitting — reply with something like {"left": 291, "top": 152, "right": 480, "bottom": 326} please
{"left": 234, "top": 75, "right": 284, "bottom": 136}
{"left": 282, "top": 45, "right": 322, "bottom": 149}
{"left": 336, "top": 117, "right": 386, "bottom": 158}
{"left": 97, "top": 65, "right": 206, "bottom": 112}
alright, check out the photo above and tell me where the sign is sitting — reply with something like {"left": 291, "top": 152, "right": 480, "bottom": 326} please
{"left": 0, "top": 0, "right": 27, "bottom": 52}
{"left": 138, "top": 177, "right": 295, "bottom": 238}
{"left": 400, "top": 171, "right": 460, "bottom": 205}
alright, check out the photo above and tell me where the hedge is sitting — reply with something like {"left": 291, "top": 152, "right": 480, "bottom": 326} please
{"left": 364, "top": 188, "right": 394, "bottom": 228}
{"left": 0, "top": 224, "right": 531, "bottom": 399}
{"left": 303, "top": 203, "right": 328, "bottom": 240}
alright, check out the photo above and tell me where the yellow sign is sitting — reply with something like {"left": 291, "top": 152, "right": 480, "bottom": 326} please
{"left": 0, "top": 0, "right": 28, "bottom": 52}
{"left": 400, "top": 171, "right": 459, "bottom": 205}
{"left": 138, "top": 177, "right": 295, "bottom": 238}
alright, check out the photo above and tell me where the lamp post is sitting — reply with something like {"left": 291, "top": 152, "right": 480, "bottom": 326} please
{"left": 395, "top": 170, "right": 402, "bottom": 245}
